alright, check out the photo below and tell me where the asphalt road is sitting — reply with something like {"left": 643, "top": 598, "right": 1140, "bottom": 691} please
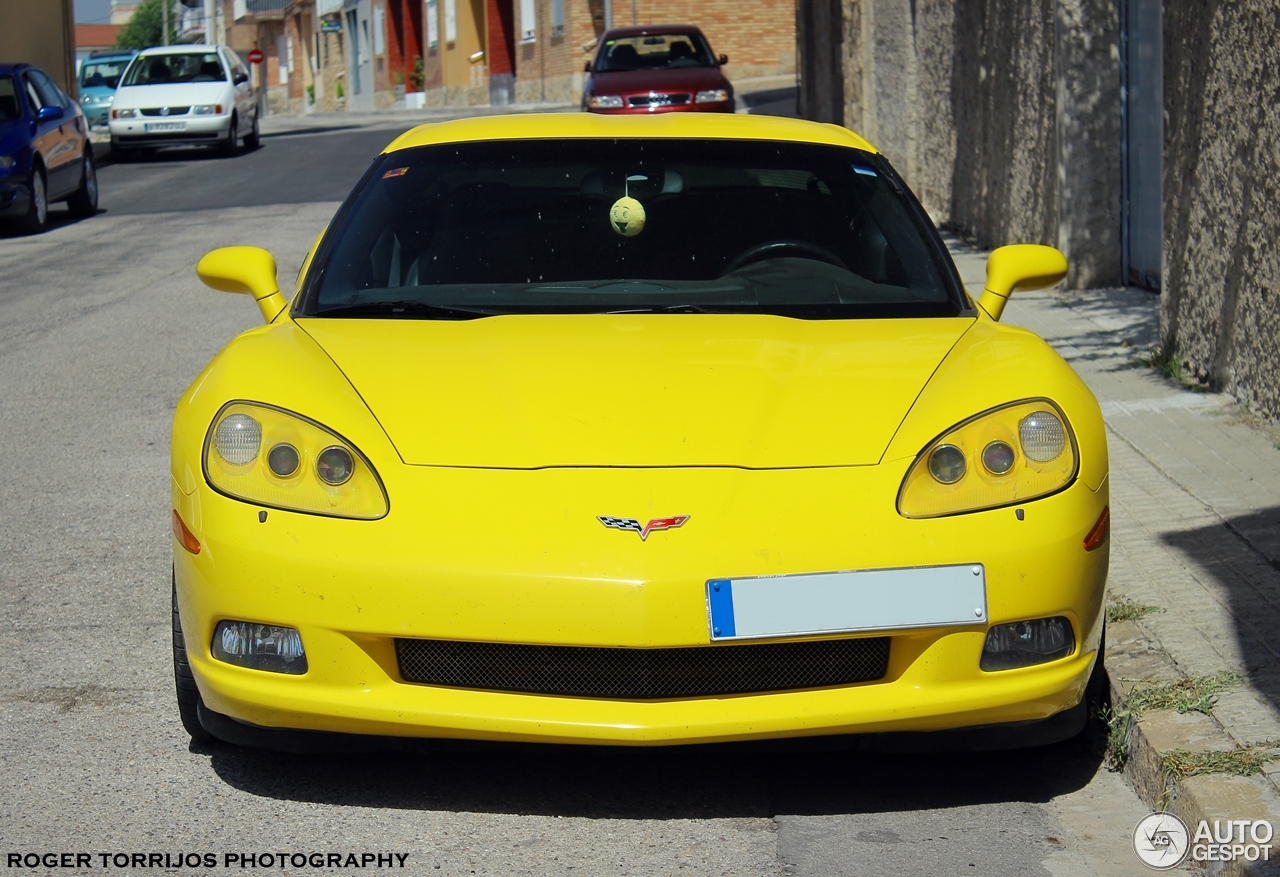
{"left": 0, "top": 117, "right": 1154, "bottom": 876}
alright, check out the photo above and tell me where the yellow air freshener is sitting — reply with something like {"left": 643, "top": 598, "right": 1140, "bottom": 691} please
{"left": 610, "top": 196, "right": 646, "bottom": 237}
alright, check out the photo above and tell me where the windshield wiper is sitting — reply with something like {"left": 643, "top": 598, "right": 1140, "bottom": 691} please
{"left": 605, "top": 303, "right": 719, "bottom": 314}
{"left": 315, "top": 301, "right": 498, "bottom": 320}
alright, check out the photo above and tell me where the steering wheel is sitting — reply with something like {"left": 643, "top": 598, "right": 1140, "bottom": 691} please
{"left": 720, "top": 240, "right": 850, "bottom": 276}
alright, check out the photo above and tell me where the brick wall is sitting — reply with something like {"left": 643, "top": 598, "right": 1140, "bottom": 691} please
{"left": 625, "top": 0, "right": 796, "bottom": 79}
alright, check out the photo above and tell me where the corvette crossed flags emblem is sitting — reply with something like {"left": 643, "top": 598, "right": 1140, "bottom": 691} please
{"left": 598, "top": 515, "right": 690, "bottom": 541}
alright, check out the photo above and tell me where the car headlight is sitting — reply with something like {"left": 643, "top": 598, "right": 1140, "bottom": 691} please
{"left": 897, "top": 399, "right": 1077, "bottom": 518}
{"left": 192, "top": 104, "right": 223, "bottom": 115}
{"left": 203, "top": 402, "right": 388, "bottom": 519}
{"left": 113, "top": 108, "right": 137, "bottom": 118}
{"left": 694, "top": 89, "right": 729, "bottom": 103}
{"left": 588, "top": 95, "right": 624, "bottom": 109}
{"left": 0, "top": 156, "right": 13, "bottom": 170}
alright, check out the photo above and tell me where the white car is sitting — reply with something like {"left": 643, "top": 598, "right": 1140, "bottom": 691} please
{"left": 108, "top": 45, "right": 258, "bottom": 159}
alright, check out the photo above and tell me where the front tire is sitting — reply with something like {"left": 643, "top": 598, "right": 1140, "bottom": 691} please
{"left": 243, "top": 111, "right": 260, "bottom": 150}
{"left": 66, "top": 150, "right": 99, "bottom": 218}
{"left": 16, "top": 165, "right": 48, "bottom": 234}
{"left": 220, "top": 114, "right": 238, "bottom": 157}
{"left": 172, "top": 576, "right": 214, "bottom": 744}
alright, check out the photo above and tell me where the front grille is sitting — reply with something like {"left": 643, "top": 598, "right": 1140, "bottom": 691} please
{"left": 627, "top": 93, "right": 691, "bottom": 108}
{"left": 395, "top": 636, "right": 889, "bottom": 699}
{"left": 140, "top": 106, "right": 191, "bottom": 116}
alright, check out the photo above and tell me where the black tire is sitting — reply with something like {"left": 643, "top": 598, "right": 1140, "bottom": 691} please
{"left": 16, "top": 164, "right": 48, "bottom": 235}
{"left": 221, "top": 113, "right": 238, "bottom": 156}
{"left": 243, "top": 111, "right": 260, "bottom": 150}
{"left": 66, "top": 150, "right": 98, "bottom": 218}
{"left": 172, "top": 575, "right": 215, "bottom": 744}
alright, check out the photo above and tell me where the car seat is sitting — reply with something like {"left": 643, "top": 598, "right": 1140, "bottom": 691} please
{"left": 198, "top": 61, "right": 223, "bottom": 81}
{"left": 148, "top": 61, "right": 172, "bottom": 82}
{"left": 609, "top": 44, "right": 640, "bottom": 70}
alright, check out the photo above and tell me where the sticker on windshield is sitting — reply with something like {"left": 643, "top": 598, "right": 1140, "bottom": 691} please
{"left": 610, "top": 196, "right": 646, "bottom": 237}
{"left": 852, "top": 164, "right": 878, "bottom": 177}
{"left": 382, "top": 167, "right": 409, "bottom": 179}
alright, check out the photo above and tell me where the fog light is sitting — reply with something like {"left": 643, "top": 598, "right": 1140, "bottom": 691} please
{"left": 211, "top": 621, "right": 307, "bottom": 674}
{"left": 980, "top": 616, "right": 1074, "bottom": 671}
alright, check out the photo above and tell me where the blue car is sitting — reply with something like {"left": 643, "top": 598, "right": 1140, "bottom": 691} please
{"left": 0, "top": 63, "right": 98, "bottom": 234}
{"left": 77, "top": 50, "right": 135, "bottom": 127}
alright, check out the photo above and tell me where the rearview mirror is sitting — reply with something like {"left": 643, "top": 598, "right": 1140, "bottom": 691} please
{"left": 977, "top": 244, "right": 1068, "bottom": 321}
{"left": 196, "top": 246, "right": 288, "bottom": 323}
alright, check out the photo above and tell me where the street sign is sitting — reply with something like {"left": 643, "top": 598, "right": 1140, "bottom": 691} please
{"left": 320, "top": 20, "right": 342, "bottom": 32}
{"left": 248, "top": 48, "right": 264, "bottom": 64}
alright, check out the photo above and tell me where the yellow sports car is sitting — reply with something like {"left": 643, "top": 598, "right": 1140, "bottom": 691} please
{"left": 171, "top": 113, "right": 1109, "bottom": 750}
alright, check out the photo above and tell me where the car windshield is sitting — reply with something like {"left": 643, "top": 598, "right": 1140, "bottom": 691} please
{"left": 306, "top": 139, "right": 964, "bottom": 320}
{"left": 121, "top": 52, "right": 226, "bottom": 85}
{"left": 80, "top": 58, "right": 130, "bottom": 89}
{"left": 0, "top": 75, "right": 18, "bottom": 121}
{"left": 596, "top": 34, "right": 715, "bottom": 72}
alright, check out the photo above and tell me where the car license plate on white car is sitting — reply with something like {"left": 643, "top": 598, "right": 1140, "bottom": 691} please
{"left": 706, "top": 563, "right": 987, "bottom": 640}
{"left": 144, "top": 122, "right": 185, "bottom": 132}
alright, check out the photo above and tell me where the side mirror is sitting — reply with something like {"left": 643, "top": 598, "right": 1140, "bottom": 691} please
{"left": 233, "top": 72, "right": 249, "bottom": 85}
{"left": 36, "top": 105, "right": 65, "bottom": 122}
{"left": 718, "top": 54, "right": 729, "bottom": 66}
{"left": 196, "top": 246, "right": 289, "bottom": 323}
{"left": 584, "top": 61, "right": 592, "bottom": 72}
{"left": 977, "top": 244, "right": 1068, "bottom": 321}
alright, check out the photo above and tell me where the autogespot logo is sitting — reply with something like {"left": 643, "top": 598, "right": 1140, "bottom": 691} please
{"left": 1134, "top": 812, "right": 1275, "bottom": 869}
{"left": 1134, "top": 813, "right": 1190, "bottom": 869}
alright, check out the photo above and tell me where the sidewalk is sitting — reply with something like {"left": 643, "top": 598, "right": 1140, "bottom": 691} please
{"left": 947, "top": 235, "right": 1280, "bottom": 875}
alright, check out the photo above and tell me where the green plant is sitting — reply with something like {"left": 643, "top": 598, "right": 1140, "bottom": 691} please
{"left": 1163, "top": 743, "right": 1280, "bottom": 781}
{"left": 336, "top": 79, "right": 344, "bottom": 98}
{"left": 1135, "top": 335, "right": 1185, "bottom": 382}
{"left": 114, "top": 0, "right": 175, "bottom": 49}
{"left": 306, "top": 83, "right": 315, "bottom": 104}
{"left": 1102, "top": 671, "right": 1244, "bottom": 771}
{"left": 1054, "top": 296, "right": 1071, "bottom": 307}
{"left": 410, "top": 54, "right": 425, "bottom": 91}
{"left": 393, "top": 69, "right": 405, "bottom": 86}
{"left": 1105, "top": 595, "right": 1165, "bottom": 624}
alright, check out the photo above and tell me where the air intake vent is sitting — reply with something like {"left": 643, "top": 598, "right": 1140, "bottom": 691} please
{"left": 395, "top": 636, "right": 889, "bottom": 700}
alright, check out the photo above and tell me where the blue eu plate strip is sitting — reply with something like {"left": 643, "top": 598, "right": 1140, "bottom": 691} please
{"left": 707, "top": 579, "right": 736, "bottom": 639}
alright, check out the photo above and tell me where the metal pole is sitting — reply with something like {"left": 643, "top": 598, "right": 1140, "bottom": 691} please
{"left": 162, "top": 0, "right": 170, "bottom": 45}
{"left": 205, "top": 0, "right": 216, "bottom": 44}
{"left": 631, "top": 0, "right": 636, "bottom": 25}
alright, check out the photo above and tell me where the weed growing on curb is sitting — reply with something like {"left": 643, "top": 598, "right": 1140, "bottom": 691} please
{"left": 1135, "top": 337, "right": 1185, "bottom": 382}
{"left": 1102, "top": 671, "right": 1244, "bottom": 771}
{"left": 1105, "top": 595, "right": 1165, "bottom": 624}
{"left": 1054, "top": 296, "right": 1072, "bottom": 307}
{"left": 1163, "top": 742, "right": 1280, "bottom": 781}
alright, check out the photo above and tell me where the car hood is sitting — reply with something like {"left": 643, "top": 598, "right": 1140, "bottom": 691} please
{"left": 113, "top": 82, "right": 229, "bottom": 108}
{"left": 298, "top": 315, "right": 973, "bottom": 468}
{"left": 589, "top": 66, "right": 730, "bottom": 95}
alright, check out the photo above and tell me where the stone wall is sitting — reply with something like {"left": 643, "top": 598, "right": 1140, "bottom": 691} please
{"left": 1161, "top": 0, "right": 1280, "bottom": 417}
{"left": 798, "top": 0, "right": 1120, "bottom": 289}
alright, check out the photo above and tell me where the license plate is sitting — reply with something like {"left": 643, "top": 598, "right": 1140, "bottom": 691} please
{"left": 706, "top": 563, "right": 987, "bottom": 641}
{"left": 143, "top": 121, "right": 185, "bottom": 132}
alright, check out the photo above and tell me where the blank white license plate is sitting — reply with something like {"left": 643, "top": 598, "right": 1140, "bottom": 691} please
{"left": 706, "top": 563, "right": 987, "bottom": 641}
{"left": 144, "top": 122, "right": 185, "bottom": 131}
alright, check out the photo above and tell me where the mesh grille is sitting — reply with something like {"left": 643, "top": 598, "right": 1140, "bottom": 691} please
{"left": 395, "top": 637, "right": 890, "bottom": 700}
{"left": 140, "top": 106, "right": 191, "bottom": 116}
{"left": 627, "top": 93, "right": 691, "bottom": 107}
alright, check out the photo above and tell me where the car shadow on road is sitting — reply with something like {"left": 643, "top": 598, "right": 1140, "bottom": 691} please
{"left": 204, "top": 724, "right": 1105, "bottom": 818}
{"left": 0, "top": 206, "right": 105, "bottom": 239}
{"left": 1159, "top": 505, "right": 1280, "bottom": 720}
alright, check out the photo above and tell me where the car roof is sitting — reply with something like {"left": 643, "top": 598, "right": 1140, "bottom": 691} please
{"left": 136, "top": 44, "right": 222, "bottom": 55}
{"left": 86, "top": 50, "right": 138, "bottom": 60}
{"left": 601, "top": 24, "right": 705, "bottom": 39}
{"left": 0, "top": 63, "right": 31, "bottom": 76}
{"left": 385, "top": 113, "right": 879, "bottom": 155}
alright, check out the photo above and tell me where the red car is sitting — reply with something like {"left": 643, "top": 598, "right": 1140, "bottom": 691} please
{"left": 583, "top": 25, "right": 734, "bottom": 114}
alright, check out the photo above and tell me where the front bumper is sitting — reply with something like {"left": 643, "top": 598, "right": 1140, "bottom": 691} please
{"left": 173, "top": 463, "right": 1108, "bottom": 746}
{"left": 109, "top": 113, "right": 231, "bottom": 148}
{"left": 0, "top": 178, "right": 31, "bottom": 219}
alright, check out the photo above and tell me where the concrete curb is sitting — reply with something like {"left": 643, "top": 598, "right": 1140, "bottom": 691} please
{"left": 1107, "top": 620, "right": 1280, "bottom": 876}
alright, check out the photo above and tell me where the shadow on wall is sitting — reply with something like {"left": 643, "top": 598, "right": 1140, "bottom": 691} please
{"left": 1159, "top": 506, "right": 1280, "bottom": 718}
